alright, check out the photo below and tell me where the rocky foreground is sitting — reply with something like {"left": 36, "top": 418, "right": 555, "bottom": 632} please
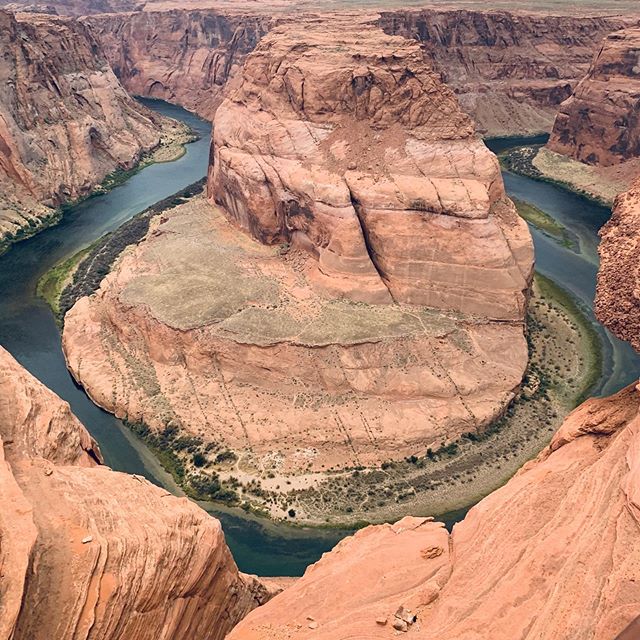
{"left": 62, "top": 15, "right": 533, "bottom": 517}
{"left": 0, "top": 9, "right": 179, "bottom": 253}
{"left": 0, "top": 346, "right": 279, "bottom": 640}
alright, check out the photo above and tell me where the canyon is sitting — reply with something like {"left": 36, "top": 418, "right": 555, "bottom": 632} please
{"left": 0, "top": 345, "right": 280, "bottom": 640}
{"left": 0, "top": 9, "right": 187, "bottom": 254}
{"left": 82, "top": 8, "right": 634, "bottom": 136}
{"left": 61, "top": 15, "right": 534, "bottom": 520}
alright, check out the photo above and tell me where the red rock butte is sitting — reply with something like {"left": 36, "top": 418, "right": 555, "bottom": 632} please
{"left": 62, "top": 14, "right": 534, "bottom": 484}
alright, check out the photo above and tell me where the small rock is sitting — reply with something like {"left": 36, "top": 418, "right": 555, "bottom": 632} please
{"left": 44, "top": 468, "right": 53, "bottom": 476}
{"left": 308, "top": 621, "right": 318, "bottom": 630}
{"left": 81, "top": 535, "right": 93, "bottom": 544}
{"left": 375, "top": 617, "right": 388, "bottom": 626}
{"left": 306, "top": 616, "right": 315, "bottom": 621}
{"left": 421, "top": 545, "right": 444, "bottom": 559}
{"left": 392, "top": 619, "right": 408, "bottom": 632}
{"left": 395, "top": 606, "right": 417, "bottom": 625}
{"left": 347, "top": 161, "right": 357, "bottom": 170}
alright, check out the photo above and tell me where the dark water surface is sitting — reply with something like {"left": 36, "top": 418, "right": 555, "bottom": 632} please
{"left": 0, "top": 113, "right": 634, "bottom": 576}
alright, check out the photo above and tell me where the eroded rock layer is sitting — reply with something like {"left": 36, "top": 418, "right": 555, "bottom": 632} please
{"left": 380, "top": 10, "right": 631, "bottom": 137}
{"left": 84, "top": 10, "right": 271, "bottom": 119}
{"left": 596, "top": 178, "right": 640, "bottom": 352}
{"left": 548, "top": 28, "right": 640, "bottom": 166}
{"left": 0, "top": 10, "right": 168, "bottom": 250}
{"left": 209, "top": 15, "right": 533, "bottom": 318}
{"left": 229, "top": 383, "right": 640, "bottom": 639}
{"left": 0, "top": 346, "right": 277, "bottom": 640}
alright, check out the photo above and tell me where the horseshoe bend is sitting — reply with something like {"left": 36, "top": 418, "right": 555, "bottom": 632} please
{"left": 0, "top": 1, "right": 640, "bottom": 638}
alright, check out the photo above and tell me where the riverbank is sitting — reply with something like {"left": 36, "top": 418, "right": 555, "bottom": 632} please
{"left": 500, "top": 144, "right": 639, "bottom": 206}
{"left": 1, "top": 114, "right": 195, "bottom": 260}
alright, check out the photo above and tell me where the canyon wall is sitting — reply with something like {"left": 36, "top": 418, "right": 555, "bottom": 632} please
{"left": 0, "top": 10, "right": 169, "bottom": 251}
{"left": 84, "top": 10, "right": 272, "bottom": 119}
{"left": 548, "top": 27, "right": 640, "bottom": 166}
{"left": 0, "top": 345, "right": 278, "bottom": 640}
{"left": 84, "top": 9, "right": 630, "bottom": 136}
{"left": 377, "top": 10, "right": 631, "bottom": 137}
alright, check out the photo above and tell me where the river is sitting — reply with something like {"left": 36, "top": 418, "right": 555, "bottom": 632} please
{"left": 0, "top": 105, "right": 636, "bottom": 577}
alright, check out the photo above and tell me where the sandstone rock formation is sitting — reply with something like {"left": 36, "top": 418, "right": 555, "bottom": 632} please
{"left": 0, "top": 345, "right": 278, "bottom": 640}
{"left": 228, "top": 382, "right": 640, "bottom": 639}
{"left": 596, "top": 177, "right": 640, "bottom": 352}
{"left": 0, "top": 10, "right": 172, "bottom": 252}
{"left": 380, "top": 10, "right": 631, "bottom": 137}
{"left": 61, "top": 16, "right": 532, "bottom": 516}
{"left": 209, "top": 15, "right": 533, "bottom": 317}
{"left": 85, "top": 10, "right": 271, "bottom": 119}
{"left": 548, "top": 27, "right": 640, "bottom": 166}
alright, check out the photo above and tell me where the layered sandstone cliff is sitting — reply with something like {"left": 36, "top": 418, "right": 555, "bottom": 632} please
{"left": 84, "top": 10, "right": 271, "bottom": 119}
{"left": 596, "top": 177, "right": 640, "bottom": 352}
{"left": 0, "top": 346, "right": 277, "bottom": 640}
{"left": 0, "top": 10, "right": 174, "bottom": 252}
{"left": 380, "top": 10, "right": 631, "bottom": 137}
{"left": 61, "top": 17, "right": 532, "bottom": 518}
{"left": 548, "top": 27, "right": 640, "bottom": 166}
{"left": 229, "top": 383, "right": 640, "bottom": 639}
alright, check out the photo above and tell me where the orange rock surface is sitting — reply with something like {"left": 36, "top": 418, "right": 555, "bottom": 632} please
{"left": 0, "top": 346, "right": 279, "bottom": 640}
{"left": 548, "top": 28, "right": 640, "bottom": 166}
{"left": 229, "top": 383, "right": 640, "bottom": 639}
{"left": 209, "top": 15, "right": 533, "bottom": 317}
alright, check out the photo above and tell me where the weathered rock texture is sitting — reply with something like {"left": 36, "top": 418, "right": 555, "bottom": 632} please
{"left": 596, "top": 177, "right": 640, "bottom": 352}
{"left": 84, "top": 10, "right": 271, "bottom": 119}
{"left": 0, "top": 10, "right": 168, "bottom": 250}
{"left": 380, "top": 10, "right": 632, "bottom": 137}
{"left": 229, "top": 382, "right": 640, "bottom": 639}
{"left": 209, "top": 15, "right": 533, "bottom": 317}
{"left": 0, "top": 345, "right": 277, "bottom": 640}
{"left": 548, "top": 27, "right": 640, "bottom": 166}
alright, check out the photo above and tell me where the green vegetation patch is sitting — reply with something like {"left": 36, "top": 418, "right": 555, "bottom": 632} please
{"left": 513, "top": 198, "right": 574, "bottom": 249}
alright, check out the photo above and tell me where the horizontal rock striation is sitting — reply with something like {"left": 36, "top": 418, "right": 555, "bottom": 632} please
{"left": 548, "top": 27, "right": 640, "bottom": 166}
{"left": 229, "top": 382, "right": 640, "bottom": 639}
{"left": 379, "top": 9, "right": 631, "bottom": 137}
{"left": 84, "top": 10, "right": 272, "bottom": 119}
{"left": 209, "top": 15, "right": 533, "bottom": 318}
{"left": 596, "top": 178, "right": 640, "bottom": 351}
{"left": 0, "top": 346, "right": 278, "bottom": 640}
{"left": 0, "top": 10, "right": 168, "bottom": 251}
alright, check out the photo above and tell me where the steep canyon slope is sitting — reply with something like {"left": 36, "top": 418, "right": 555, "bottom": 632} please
{"left": 62, "top": 16, "right": 533, "bottom": 518}
{"left": 228, "top": 180, "right": 640, "bottom": 639}
{"left": 0, "top": 346, "right": 278, "bottom": 640}
{"left": 548, "top": 27, "right": 640, "bottom": 166}
{"left": 0, "top": 10, "right": 174, "bottom": 252}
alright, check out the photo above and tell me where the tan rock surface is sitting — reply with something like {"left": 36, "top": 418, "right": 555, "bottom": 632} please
{"left": 0, "top": 10, "right": 171, "bottom": 251}
{"left": 0, "top": 346, "right": 278, "bottom": 640}
{"left": 229, "top": 383, "right": 640, "bottom": 639}
{"left": 596, "top": 178, "right": 640, "bottom": 352}
{"left": 548, "top": 28, "right": 640, "bottom": 166}
{"left": 209, "top": 15, "right": 533, "bottom": 318}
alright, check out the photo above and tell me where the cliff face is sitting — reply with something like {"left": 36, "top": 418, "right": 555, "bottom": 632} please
{"left": 596, "top": 178, "right": 640, "bottom": 351}
{"left": 209, "top": 14, "right": 533, "bottom": 316}
{"left": 0, "top": 346, "right": 278, "bottom": 640}
{"left": 84, "top": 10, "right": 271, "bottom": 119}
{"left": 229, "top": 382, "right": 640, "bottom": 639}
{"left": 379, "top": 10, "right": 631, "bottom": 137}
{"left": 548, "top": 28, "right": 640, "bottom": 166}
{"left": 0, "top": 10, "right": 167, "bottom": 251}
